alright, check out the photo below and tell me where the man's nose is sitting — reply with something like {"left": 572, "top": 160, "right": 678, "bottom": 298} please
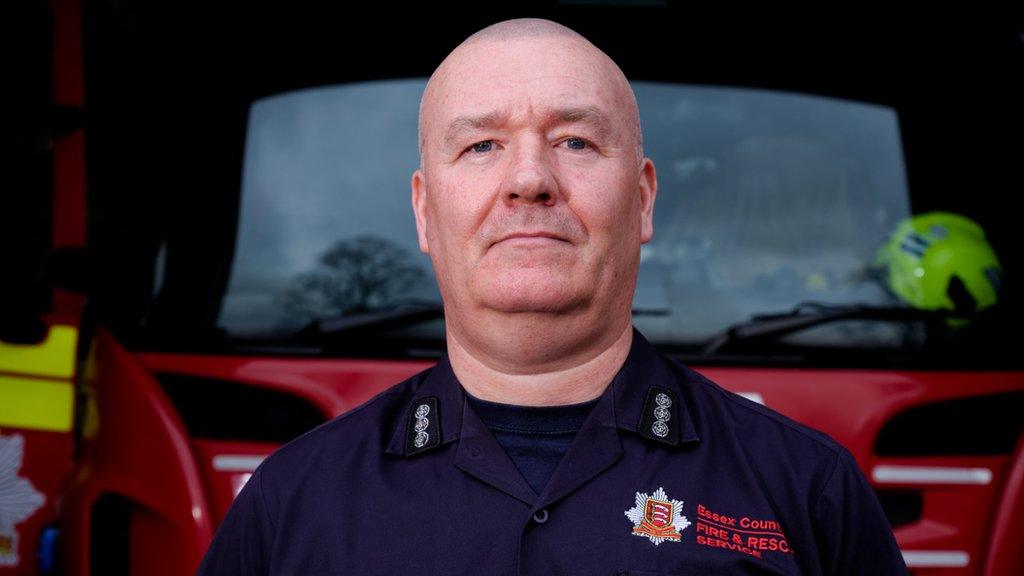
{"left": 499, "top": 136, "right": 559, "bottom": 207}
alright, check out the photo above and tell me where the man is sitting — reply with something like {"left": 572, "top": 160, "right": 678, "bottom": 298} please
{"left": 198, "top": 18, "right": 908, "bottom": 575}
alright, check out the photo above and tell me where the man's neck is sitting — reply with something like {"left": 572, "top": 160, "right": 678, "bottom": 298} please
{"left": 446, "top": 319, "right": 634, "bottom": 406}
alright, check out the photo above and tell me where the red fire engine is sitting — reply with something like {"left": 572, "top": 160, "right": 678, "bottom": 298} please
{"left": 3, "top": 1, "right": 1022, "bottom": 574}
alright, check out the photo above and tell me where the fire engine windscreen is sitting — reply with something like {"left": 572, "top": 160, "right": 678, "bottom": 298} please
{"left": 217, "top": 80, "right": 912, "bottom": 350}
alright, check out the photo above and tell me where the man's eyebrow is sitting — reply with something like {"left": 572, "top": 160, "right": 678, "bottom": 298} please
{"left": 555, "top": 106, "right": 615, "bottom": 141}
{"left": 443, "top": 110, "right": 507, "bottom": 148}
{"left": 442, "top": 106, "right": 614, "bottom": 148}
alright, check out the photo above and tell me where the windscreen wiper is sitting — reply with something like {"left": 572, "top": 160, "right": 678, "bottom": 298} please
{"left": 293, "top": 304, "right": 446, "bottom": 342}
{"left": 701, "top": 302, "right": 967, "bottom": 355}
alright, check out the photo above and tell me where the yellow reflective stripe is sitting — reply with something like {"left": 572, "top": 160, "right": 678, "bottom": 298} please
{"left": 0, "top": 375, "right": 74, "bottom": 432}
{"left": 0, "top": 325, "right": 78, "bottom": 379}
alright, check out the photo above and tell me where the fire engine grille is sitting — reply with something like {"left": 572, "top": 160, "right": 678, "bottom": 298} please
{"left": 875, "top": 391, "right": 1024, "bottom": 457}
{"left": 157, "top": 373, "right": 328, "bottom": 443}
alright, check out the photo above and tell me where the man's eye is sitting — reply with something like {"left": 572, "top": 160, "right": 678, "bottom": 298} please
{"left": 563, "top": 137, "right": 590, "bottom": 151}
{"left": 468, "top": 140, "right": 494, "bottom": 153}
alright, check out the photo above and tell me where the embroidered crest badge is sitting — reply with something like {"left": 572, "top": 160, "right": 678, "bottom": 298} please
{"left": 624, "top": 487, "right": 690, "bottom": 545}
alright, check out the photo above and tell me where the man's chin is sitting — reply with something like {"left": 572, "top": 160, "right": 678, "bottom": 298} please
{"left": 475, "top": 288, "right": 589, "bottom": 315}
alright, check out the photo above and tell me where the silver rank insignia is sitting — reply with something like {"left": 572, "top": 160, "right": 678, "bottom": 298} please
{"left": 404, "top": 396, "right": 441, "bottom": 456}
{"left": 637, "top": 387, "right": 679, "bottom": 445}
{"left": 624, "top": 486, "right": 691, "bottom": 545}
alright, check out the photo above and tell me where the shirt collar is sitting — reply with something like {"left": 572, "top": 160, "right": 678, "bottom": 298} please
{"left": 385, "top": 326, "right": 700, "bottom": 458}
{"left": 385, "top": 353, "right": 465, "bottom": 456}
{"left": 609, "top": 327, "right": 701, "bottom": 445}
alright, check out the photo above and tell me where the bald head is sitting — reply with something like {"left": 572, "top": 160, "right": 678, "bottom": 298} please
{"left": 408, "top": 17, "right": 659, "bottom": 373}
{"left": 417, "top": 18, "right": 643, "bottom": 170}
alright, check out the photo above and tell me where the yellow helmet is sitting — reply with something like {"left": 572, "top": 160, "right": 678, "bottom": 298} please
{"left": 874, "top": 212, "right": 1002, "bottom": 320}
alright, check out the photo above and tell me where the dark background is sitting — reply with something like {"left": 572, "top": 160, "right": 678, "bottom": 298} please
{"left": 8, "top": 1, "right": 1024, "bottom": 355}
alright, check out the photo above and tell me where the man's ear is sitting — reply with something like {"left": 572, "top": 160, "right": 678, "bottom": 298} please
{"left": 411, "top": 168, "right": 430, "bottom": 253}
{"left": 638, "top": 157, "right": 658, "bottom": 244}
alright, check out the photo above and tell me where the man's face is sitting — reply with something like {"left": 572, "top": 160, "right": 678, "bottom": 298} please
{"left": 412, "top": 35, "right": 656, "bottom": 327}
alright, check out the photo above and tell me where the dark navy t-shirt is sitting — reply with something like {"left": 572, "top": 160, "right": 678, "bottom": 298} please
{"left": 465, "top": 392, "right": 601, "bottom": 495}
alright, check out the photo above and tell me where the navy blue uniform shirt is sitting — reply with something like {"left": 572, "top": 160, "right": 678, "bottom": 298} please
{"left": 198, "top": 328, "right": 908, "bottom": 575}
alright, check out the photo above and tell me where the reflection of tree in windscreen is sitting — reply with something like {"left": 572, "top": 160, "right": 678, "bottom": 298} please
{"left": 281, "top": 235, "right": 425, "bottom": 320}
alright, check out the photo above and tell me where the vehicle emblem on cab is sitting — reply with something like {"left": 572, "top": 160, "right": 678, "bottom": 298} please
{"left": 0, "top": 434, "right": 46, "bottom": 567}
{"left": 625, "top": 486, "right": 690, "bottom": 545}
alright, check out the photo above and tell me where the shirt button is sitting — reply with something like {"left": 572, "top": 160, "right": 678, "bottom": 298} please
{"left": 532, "top": 509, "right": 549, "bottom": 524}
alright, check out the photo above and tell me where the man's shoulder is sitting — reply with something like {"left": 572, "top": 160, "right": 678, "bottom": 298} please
{"left": 657, "top": 355, "right": 906, "bottom": 572}
{"left": 663, "top": 354, "right": 846, "bottom": 462}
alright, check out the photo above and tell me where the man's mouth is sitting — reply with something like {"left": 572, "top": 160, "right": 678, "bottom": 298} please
{"left": 491, "top": 231, "right": 571, "bottom": 247}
